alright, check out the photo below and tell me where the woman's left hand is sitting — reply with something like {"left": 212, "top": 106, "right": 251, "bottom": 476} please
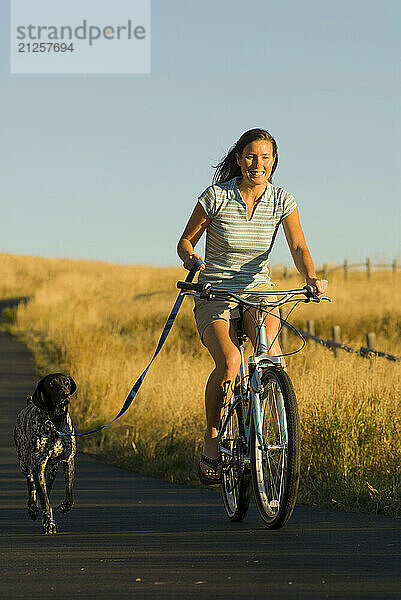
{"left": 306, "top": 277, "right": 328, "bottom": 295}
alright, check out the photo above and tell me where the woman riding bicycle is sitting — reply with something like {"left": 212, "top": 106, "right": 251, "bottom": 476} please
{"left": 177, "top": 128, "right": 328, "bottom": 485}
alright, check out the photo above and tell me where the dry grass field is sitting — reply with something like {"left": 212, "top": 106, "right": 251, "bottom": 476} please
{"left": 1, "top": 252, "right": 400, "bottom": 517}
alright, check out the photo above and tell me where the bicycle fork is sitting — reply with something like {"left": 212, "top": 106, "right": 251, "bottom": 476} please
{"left": 249, "top": 360, "right": 288, "bottom": 453}
{"left": 250, "top": 365, "right": 264, "bottom": 449}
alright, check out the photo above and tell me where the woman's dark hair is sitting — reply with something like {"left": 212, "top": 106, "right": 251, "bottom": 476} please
{"left": 212, "top": 128, "right": 278, "bottom": 185}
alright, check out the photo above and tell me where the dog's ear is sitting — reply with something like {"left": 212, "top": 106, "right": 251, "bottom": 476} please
{"left": 69, "top": 376, "right": 77, "bottom": 395}
{"left": 31, "top": 379, "right": 49, "bottom": 411}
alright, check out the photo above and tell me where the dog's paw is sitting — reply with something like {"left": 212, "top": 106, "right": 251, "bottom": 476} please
{"left": 27, "top": 501, "right": 39, "bottom": 520}
{"left": 57, "top": 500, "right": 73, "bottom": 514}
{"left": 42, "top": 516, "right": 57, "bottom": 535}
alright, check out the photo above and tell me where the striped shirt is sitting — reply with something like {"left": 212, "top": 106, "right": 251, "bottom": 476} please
{"left": 197, "top": 176, "right": 297, "bottom": 291}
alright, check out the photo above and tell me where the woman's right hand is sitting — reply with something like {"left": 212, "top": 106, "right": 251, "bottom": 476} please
{"left": 183, "top": 253, "right": 206, "bottom": 271}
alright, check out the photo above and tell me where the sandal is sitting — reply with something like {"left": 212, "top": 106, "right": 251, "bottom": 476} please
{"left": 198, "top": 454, "right": 222, "bottom": 486}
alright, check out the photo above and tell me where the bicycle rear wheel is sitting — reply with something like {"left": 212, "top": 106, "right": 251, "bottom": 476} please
{"left": 250, "top": 368, "right": 301, "bottom": 529}
{"left": 219, "top": 398, "right": 251, "bottom": 522}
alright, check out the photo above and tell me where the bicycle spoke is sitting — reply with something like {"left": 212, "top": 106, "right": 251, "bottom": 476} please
{"left": 251, "top": 369, "right": 301, "bottom": 528}
{"left": 220, "top": 393, "right": 252, "bottom": 522}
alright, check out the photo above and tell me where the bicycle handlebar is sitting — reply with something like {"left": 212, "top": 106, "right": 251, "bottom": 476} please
{"left": 177, "top": 281, "right": 332, "bottom": 308}
{"left": 177, "top": 281, "right": 204, "bottom": 293}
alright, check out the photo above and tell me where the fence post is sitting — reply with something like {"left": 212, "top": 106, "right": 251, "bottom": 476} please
{"left": 393, "top": 259, "right": 398, "bottom": 276}
{"left": 279, "top": 306, "right": 288, "bottom": 348}
{"left": 344, "top": 259, "right": 348, "bottom": 281}
{"left": 331, "top": 325, "right": 341, "bottom": 358}
{"left": 283, "top": 266, "right": 288, "bottom": 280}
{"left": 366, "top": 258, "right": 371, "bottom": 279}
{"left": 366, "top": 332, "right": 376, "bottom": 351}
{"left": 307, "top": 320, "right": 315, "bottom": 336}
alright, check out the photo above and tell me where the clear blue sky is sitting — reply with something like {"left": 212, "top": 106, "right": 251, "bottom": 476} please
{"left": 1, "top": 0, "right": 400, "bottom": 268}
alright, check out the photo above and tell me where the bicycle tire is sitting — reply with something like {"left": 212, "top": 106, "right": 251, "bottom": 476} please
{"left": 219, "top": 398, "right": 252, "bottom": 522}
{"left": 250, "top": 368, "right": 301, "bottom": 529}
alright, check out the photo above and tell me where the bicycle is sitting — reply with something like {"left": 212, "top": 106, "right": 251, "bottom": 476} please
{"left": 177, "top": 280, "right": 332, "bottom": 529}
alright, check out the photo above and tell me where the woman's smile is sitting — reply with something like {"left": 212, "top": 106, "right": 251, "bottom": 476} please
{"left": 236, "top": 139, "right": 276, "bottom": 186}
{"left": 248, "top": 169, "right": 266, "bottom": 179}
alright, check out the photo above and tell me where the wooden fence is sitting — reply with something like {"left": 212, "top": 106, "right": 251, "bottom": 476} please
{"left": 280, "top": 258, "right": 400, "bottom": 280}
{"left": 279, "top": 313, "right": 400, "bottom": 363}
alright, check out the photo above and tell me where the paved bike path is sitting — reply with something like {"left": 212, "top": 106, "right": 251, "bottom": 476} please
{"left": 0, "top": 310, "right": 400, "bottom": 599}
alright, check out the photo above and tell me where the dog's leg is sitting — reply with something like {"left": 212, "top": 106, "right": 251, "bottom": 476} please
{"left": 33, "top": 457, "right": 57, "bottom": 534}
{"left": 45, "top": 463, "right": 59, "bottom": 496}
{"left": 14, "top": 423, "right": 38, "bottom": 519}
{"left": 58, "top": 458, "right": 74, "bottom": 514}
{"left": 19, "top": 460, "right": 39, "bottom": 520}
{"left": 26, "top": 471, "right": 39, "bottom": 520}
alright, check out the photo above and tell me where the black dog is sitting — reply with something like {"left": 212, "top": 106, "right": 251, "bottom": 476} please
{"left": 14, "top": 373, "right": 77, "bottom": 534}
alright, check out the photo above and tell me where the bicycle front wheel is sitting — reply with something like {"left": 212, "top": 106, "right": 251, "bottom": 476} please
{"left": 250, "top": 368, "right": 301, "bottom": 529}
{"left": 219, "top": 400, "right": 252, "bottom": 522}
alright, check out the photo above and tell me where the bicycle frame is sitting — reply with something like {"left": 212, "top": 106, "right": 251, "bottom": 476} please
{"left": 219, "top": 302, "right": 284, "bottom": 463}
{"left": 176, "top": 280, "right": 330, "bottom": 471}
{"left": 177, "top": 278, "right": 331, "bottom": 526}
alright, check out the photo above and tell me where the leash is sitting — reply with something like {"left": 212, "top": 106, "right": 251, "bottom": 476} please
{"left": 61, "top": 259, "right": 203, "bottom": 437}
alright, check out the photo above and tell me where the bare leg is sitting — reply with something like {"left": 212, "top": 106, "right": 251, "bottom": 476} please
{"left": 201, "top": 319, "right": 241, "bottom": 480}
